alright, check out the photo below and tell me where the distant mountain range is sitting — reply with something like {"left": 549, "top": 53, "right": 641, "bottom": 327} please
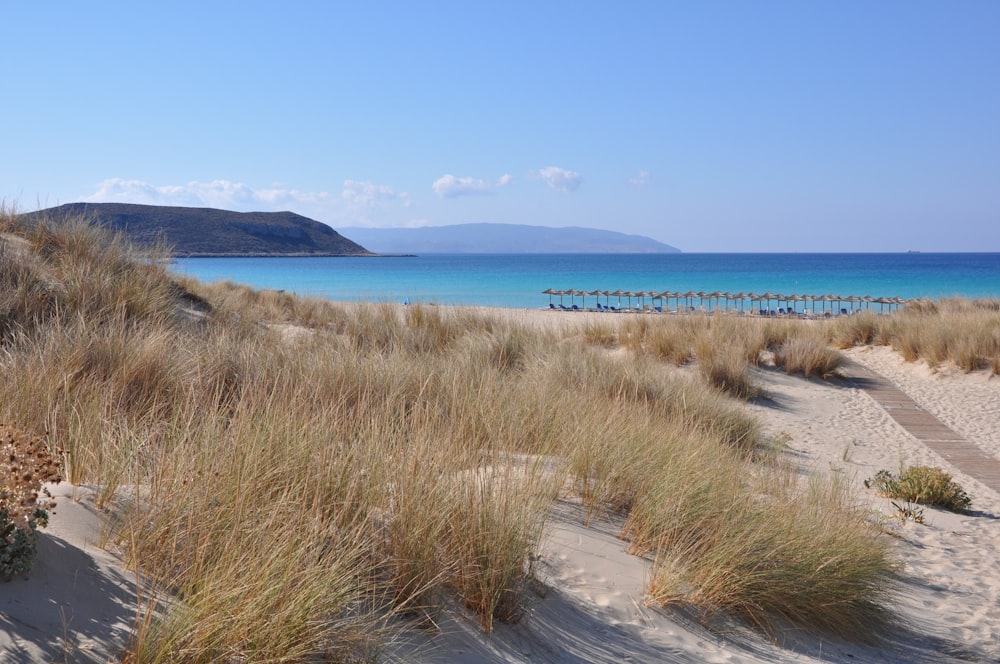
{"left": 21, "top": 203, "right": 373, "bottom": 256}
{"left": 339, "top": 223, "right": 680, "bottom": 254}
{"left": 19, "top": 204, "right": 680, "bottom": 256}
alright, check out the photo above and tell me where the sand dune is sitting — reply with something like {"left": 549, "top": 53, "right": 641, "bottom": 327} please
{"left": 3, "top": 328, "right": 998, "bottom": 663}
{"left": 389, "top": 347, "right": 1000, "bottom": 663}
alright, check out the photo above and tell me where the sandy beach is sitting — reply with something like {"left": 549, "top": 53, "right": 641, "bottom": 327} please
{"left": 3, "top": 308, "right": 998, "bottom": 663}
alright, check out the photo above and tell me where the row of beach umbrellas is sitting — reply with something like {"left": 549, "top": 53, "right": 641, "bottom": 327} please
{"left": 543, "top": 288, "right": 907, "bottom": 313}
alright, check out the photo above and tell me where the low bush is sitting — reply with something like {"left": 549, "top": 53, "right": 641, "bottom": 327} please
{"left": 0, "top": 423, "right": 63, "bottom": 578}
{"left": 865, "top": 466, "right": 972, "bottom": 512}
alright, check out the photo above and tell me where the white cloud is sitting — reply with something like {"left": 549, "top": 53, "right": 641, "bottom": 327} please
{"left": 432, "top": 174, "right": 491, "bottom": 198}
{"left": 85, "top": 178, "right": 196, "bottom": 206}
{"left": 496, "top": 173, "right": 513, "bottom": 187}
{"left": 629, "top": 170, "right": 650, "bottom": 187}
{"left": 535, "top": 166, "right": 582, "bottom": 192}
{"left": 85, "top": 178, "right": 337, "bottom": 212}
{"left": 342, "top": 179, "right": 410, "bottom": 208}
{"left": 83, "top": 177, "right": 412, "bottom": 227}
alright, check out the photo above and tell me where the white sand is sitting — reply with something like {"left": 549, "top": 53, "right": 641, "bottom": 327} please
{"left": 0, "top": 484, "right": 138, "bottom": 663}
{"left": 4, "top": 314, "right": 999, "bottom": 662}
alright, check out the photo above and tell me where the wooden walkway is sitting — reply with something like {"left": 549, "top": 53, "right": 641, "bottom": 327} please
{"left": 839, "top": 359, "right": 1000, "bottom": 493}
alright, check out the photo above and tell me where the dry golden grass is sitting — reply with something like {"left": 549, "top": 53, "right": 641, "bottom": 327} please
{"left": 644, "top": 474, "right": 896, "bottom": 641}
{"left": 829, "top": 298, "right": 1000, "bottom": 374}
{"left": 0, "top": 206, "right": 914, "bottom": 658}
{"left": 773, "top": 333, "right": 843, "bottom": 378}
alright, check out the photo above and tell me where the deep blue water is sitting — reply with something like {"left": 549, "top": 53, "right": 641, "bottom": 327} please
{"left": 171, "top": 253, "right": 1000, "bottom": 310}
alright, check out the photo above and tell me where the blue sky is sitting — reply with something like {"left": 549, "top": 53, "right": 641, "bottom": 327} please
{"left": 4, "top": 1, "right": 998, "bottom": 251}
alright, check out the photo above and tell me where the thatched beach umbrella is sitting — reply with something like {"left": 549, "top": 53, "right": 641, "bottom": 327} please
{"left": 662, "top": 290, "right": 678, "bottom": 311}
{"left": 678, "top": 290, "right": 693, "bottom": 311}
{"left": 610, "top": 289, "right": 626, "bottom": 309}
{"left": 625, "top": 291, "right": 639, "bottom": 310}
{"left": 760, "top": 292, "right": 776, "bottom": 313}
{"left": 707, "top": 290, "right": 724, "bottom": 312}
{"left": 800, "top": 295, "right": 811, "bottom": 314}
{"left": 786, "top": 293, "right": 800, "bottom": 315}
{"left": 732, "top": 292, "right": 749, "bottom": 313}
{"left": 542, "top": 287, "right": 557, "bottom": 306}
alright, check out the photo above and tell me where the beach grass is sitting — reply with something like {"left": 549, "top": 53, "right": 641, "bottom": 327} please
{"left": 773, "top": 331, "right": 843, "bottom": 378}
{"left": 829, "top": 298, "right": 1000, "bottom": 373}
{"left": 2, "top": 206, "right": 968, "bottom": 658}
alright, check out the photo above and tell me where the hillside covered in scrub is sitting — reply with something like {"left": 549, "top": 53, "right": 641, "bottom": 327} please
{"left": 19, "top": 202, "right": 374, "bottom": 256}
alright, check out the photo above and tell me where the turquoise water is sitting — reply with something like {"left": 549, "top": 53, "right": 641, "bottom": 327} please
{"left": 171, "top": 253, "right": 1000, "bottom": 310}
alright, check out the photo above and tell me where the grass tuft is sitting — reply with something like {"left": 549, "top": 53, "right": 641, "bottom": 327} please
{"left": 773, "top": 335, "right": 842, "bottom": 378}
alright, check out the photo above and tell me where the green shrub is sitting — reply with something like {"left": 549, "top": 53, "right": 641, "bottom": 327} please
{"left": 865, "top": 466, "right": 972, "bottom": 512}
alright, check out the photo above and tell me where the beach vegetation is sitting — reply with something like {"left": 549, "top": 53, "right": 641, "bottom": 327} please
{"left": 695, "top": 335, "right": 762, "bottom": 399}
{"left": 832, "top": 298, "right": 1000, "bottom": 374}
{"left": 773, "top": 333, "right": 843, "bottom": 378}
{"left": 865, "top": 466, "right": 972, "bottom": 512}
{"left": 0, "top": 206, "right": 907, "bottom": 657}
{"left": 582, "top": 321, "right": 618, "bottom": 347}
{"left": 890, "top": 500, "right": 925, "bottom": 524}
{"left": 828, "top": 311, "right": 883, "bottom": 348}
{"left": 642, "top": 474, "right": 896, "bottom": 641}
{"left": 0, "top": 423, "right": 63, "bottom": 579}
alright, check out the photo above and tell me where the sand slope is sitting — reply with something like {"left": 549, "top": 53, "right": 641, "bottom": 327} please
{"left": 3, "top": 340, "right": 998, "bottom": 663}
{"left": 0, "top": 484, "right": 137, "bottom": 663}
{"left": 393, "top": 347, "right": 1000, "bottom": 663}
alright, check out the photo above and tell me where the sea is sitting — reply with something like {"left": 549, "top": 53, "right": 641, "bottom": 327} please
{"left": 170, "top": 253, "right": 1000, "bottom": 311}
